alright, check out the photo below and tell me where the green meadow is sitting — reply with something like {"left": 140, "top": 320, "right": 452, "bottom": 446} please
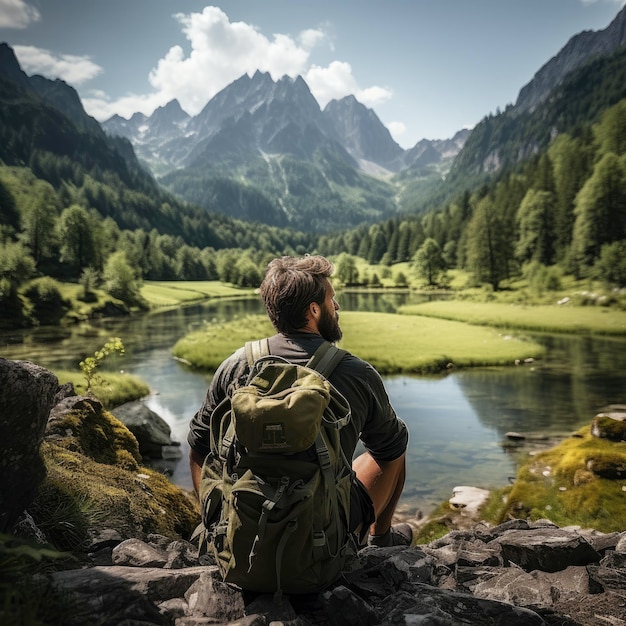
{"left": 399, "top": 300, "right": 626, "bottom": 335}
{"left": 141, "top": 281, "right": 254, "bottom": 306}
{"left": 172, "top": 310, "right": 545, "bottom": 374}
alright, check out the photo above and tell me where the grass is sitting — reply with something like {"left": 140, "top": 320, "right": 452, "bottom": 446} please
{"left": 172, "top": 314, "right": 276, "bottom": 370}
{"left": 498, "top": 425, "right": 626, "bottom": 533}
{"left": 55, "top": 370, "right": 150, "bottom": 409}
{"left": 399, "top": 300, "right": 626, "bottom": 336}
{"left": 172, "top": 310, "right": 545, "bottom": 374}
{"left": 141, "top": 280, "right": 254, "bottom": 306}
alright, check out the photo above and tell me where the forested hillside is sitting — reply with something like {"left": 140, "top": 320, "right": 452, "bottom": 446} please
{"left": 0, "top": 45, "right": 317, "bottom": 327}
{"left": 319, "top": 98, "right": 626, "bottom": 293}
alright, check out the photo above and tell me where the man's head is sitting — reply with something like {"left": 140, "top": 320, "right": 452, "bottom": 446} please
{"left": 259, "top": 255, "right": 342, "bottom": 342}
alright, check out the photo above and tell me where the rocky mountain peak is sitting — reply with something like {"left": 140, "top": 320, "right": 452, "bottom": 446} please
{"left": 147, "top": 99, "right": 190, "bottom": 136}
{"left": 323, "top": 94, "right": 404, "bottom": 172}
{"left": 516, "top": 5, "right": 626, "bottom": 112}
{"left": 0, "top": 42, "right": 31, "bottom": 90}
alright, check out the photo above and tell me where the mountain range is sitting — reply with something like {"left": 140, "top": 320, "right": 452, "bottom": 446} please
{"left": 101, "top": 4, "right": 626, "bottom": 232}
{"left": 1, "top": 5, "right": 626, "bottom": 236}
{"left": 102, "top": 70, "right": 471, "bottom": 232}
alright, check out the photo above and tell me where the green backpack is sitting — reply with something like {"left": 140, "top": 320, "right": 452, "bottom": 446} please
{"left": 199, "top": 339, "right": 357, "bottom": 597}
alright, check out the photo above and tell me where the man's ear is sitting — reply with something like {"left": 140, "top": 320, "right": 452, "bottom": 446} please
{"left": 309, "top": 301, "right": 321, "bottom": 321}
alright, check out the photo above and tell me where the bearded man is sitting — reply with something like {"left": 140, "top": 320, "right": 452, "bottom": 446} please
{"left": 188, "top": 254, "right": 411, "bottom": 547}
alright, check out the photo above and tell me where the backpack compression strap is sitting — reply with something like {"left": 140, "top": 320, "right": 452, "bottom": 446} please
{"left": 306, "top": 341, "right": 348, "bottom": 378}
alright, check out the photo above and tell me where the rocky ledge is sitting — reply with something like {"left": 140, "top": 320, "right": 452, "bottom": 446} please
{"left": 3, "top": 357, "right": 626, "bottom": 625}
{"left": 48, "top": 517, "right": 626, "bottom": 625}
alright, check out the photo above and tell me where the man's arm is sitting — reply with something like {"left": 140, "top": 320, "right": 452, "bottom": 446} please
{"left": 189, "top": 447, "right": 206, "bottom": 497}
{"left": 352, "top": 451, "right": 406, "bottom": 536}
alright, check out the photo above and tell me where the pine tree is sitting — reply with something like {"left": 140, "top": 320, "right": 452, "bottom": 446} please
{"left": 571, "top": 152, "right": 626, "bottom": 272}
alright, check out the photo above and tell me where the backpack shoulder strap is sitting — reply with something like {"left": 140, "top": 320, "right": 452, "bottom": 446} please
{"left": 245, "top": 337, "right": 347, "bottom": 378}
{"left": 307, "top": 341, "right": 348, "bottom": 378}
{"left": 244, "top": 338, "right": 270, "bottom": 366}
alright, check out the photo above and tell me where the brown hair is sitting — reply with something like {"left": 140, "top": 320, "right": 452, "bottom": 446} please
{"left": 259, "top": 255, "right": 333, "bottom": 334}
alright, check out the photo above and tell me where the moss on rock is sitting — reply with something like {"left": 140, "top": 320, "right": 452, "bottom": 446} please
{"left": 498, "top": 425, "right": 626, "bottom": 533}
{"left": 34, "top": 400, "right": 200, "bottom": 551}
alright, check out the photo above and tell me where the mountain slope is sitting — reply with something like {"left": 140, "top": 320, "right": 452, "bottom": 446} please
{"left": 516, "top": 5, "right": 626, "bottom": 112}
{"left": 448, "top": 5, "right": 626, "bottom": 188}
{"left": 102, "top": 71, "right": 467, "bottom": 231}
{"left": 0, "top": 43, "right": 314, "bottom": 252}
{"left": 323, "top": 95, "right": 405, "bottom": 173}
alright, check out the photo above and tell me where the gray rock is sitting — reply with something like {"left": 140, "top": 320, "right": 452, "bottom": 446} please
{"left": 0, "top": 358, "right": 58, "bottom": 532}
{"left": 39, "top": 521, "right": 626, "bottom": 625}
{"left": 112, "top": 538, "right": 169, "bottom": 568}
{"left": 488, "top": 527, "right": 601, "bottom": 572}
{"left": 184, "top": 571, "right": 245, "bottom": 621}
{"left": 111, "top": 401, "right": 180, "bottom": 459}
{"left": 615, "top": 532, "right": 626, "bottom": 554}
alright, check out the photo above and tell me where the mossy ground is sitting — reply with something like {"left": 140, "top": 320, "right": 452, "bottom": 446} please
{"left": 496, "top": 426, "right": 626, "bottom": 532}
{"left": 33, "top": 402, "right": 200, "bottom": 552}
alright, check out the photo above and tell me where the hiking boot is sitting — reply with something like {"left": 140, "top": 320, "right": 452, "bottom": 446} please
{"left": 368, "top": 523, "right": 413, "bottom": 547}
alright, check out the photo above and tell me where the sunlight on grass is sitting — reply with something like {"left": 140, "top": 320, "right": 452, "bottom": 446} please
{"left": 55, "top": 370, "right": 149, "bottom": 409}
{"left": 172, "top": 311, "right": 544, "bottom": 374}
{"left": 399, "top": 300, "right": 626, "bottom": 335}
{"left": 141, "top": 281, "right": 254, "bottom": 306}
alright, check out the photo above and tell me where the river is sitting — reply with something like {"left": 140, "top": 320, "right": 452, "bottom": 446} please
{"left": 2, "top": 292, "right": 625, "bottom": 517}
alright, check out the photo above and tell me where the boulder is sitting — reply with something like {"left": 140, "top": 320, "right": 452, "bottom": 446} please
{"left": 591, "top": 405, "right": 626, "bottom": 441}
{"left": 449, "top": 485, "right": 490, "bottom": 515}
{"left": 111, "top": 400, "right": 181, "bottom": 459}
{"left": 488, "top": 527, "right": 601, "bottom": 572}
{"left": 0, "top": 358, "right": 58, "bottom": 532}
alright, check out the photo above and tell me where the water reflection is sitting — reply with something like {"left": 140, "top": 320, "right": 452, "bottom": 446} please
{"left": 456, "top": 334, "right": 626, "bottom": 437}
{"left": 385, "top": 374, "right": 517, "bottom": 514}
{"left": 1, "top": 293, "right": 624, "bottom": 517}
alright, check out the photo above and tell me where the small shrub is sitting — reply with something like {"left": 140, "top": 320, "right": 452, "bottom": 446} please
{"left": 24, "top": 277, "right": 69, "bottom": 324}
{"left": 79, "top": 337, "right": 125, "bottom": 391}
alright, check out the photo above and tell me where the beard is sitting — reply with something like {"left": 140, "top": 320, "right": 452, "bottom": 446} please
{"left": 318, "top": 303, "right": 343, "bottom": 343}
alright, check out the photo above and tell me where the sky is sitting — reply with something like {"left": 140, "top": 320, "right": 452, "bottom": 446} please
{"left": 1, "top": 0, "right": 625, "bottom": 149}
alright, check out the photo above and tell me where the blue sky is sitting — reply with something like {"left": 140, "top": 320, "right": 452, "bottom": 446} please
{"left": 1, "top": 0, "right": 625, "bottom": 148}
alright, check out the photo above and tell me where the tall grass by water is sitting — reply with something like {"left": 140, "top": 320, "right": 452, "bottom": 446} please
{"left": 172, "top": 311, "right": 545, "bottom": 374}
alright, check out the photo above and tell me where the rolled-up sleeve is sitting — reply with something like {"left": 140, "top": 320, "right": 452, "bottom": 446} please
{"left": 359, "top": 365, "right": 409, "bottom": 462}
{"left": 187, "top": 348, "right": 247, "bottom": 458}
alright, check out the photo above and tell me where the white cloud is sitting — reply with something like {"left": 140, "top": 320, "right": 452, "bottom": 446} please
{"left": 358, "top": 85, "right": 393, "bottom": 108}
{"left": 147, "top": 6, "right": 313, "bottom": 115}
{"left": 305, "top": 61, "right": 359, "bottom": 108}
{"left": 82, "top": 90, "right": 170, "bottom": 123}
{"left": 387, "top": 121, "right": 406, "bottom": 143}
{"left": 305, "top": 61, "right": 392, "bottom": 109}
{"left": 80, "top": 6, "right": 392, "bottom": 122}
{"left": 13, "top": 45, "right": 102, "bottom": 84}
{"left": 0, "top": 0, "right": 39, "bottom": 29}
{"left": 298, "top": 28, "right": 327, "bottom": 50}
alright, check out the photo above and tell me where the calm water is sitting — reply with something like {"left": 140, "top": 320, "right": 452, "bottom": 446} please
{"left": 2, "top": 293, "right": 625, "bottom": 517}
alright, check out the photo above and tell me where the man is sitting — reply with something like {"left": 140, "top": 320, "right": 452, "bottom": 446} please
{"left": 188, "top": 254, "right": 411, "bottom": 547}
